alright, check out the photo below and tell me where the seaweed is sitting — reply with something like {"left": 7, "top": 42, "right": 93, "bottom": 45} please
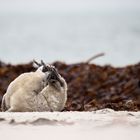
{"left": 0, "top": 59, "right": 140, "bottom": 111}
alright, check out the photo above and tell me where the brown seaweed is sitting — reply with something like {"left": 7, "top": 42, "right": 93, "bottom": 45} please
{"left": 0, "top": 60, "right": 140, "bottom": 111}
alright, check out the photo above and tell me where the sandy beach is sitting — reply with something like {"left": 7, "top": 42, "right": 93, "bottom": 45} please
{"left": 0, "top": 109, "right": 140, "bottom": 140}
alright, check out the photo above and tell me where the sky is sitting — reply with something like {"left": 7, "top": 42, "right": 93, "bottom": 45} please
{"left": 0, "top": 0, "right": 140, "bottom": 66}
{"left": 0, "top": 0, "right": 139, "bottom": 13}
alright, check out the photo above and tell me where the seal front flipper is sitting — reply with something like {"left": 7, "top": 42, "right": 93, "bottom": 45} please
{"left": 1, "top": 95, "right": 8, "bottom": 112}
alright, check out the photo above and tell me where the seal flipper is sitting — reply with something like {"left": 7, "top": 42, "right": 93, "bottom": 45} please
{"left": 1, "top": 95, "right": 8, "bottom": 112}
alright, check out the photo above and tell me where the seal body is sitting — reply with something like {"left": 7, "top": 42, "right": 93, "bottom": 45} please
{"left": 1, "top": 66, "right": 67, "bottom": 112}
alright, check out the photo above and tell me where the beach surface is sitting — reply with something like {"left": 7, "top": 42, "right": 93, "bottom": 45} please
{"left": 0, "top": 109, "right": 140, "bottom": 140}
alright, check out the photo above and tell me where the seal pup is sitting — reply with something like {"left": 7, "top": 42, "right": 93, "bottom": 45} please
{"left": 1, "top": 61, "right": 67, "bottom": 112}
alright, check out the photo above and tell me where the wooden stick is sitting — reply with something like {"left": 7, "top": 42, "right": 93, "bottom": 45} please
{"left": 85, "top": 53, "right": 105, "bottom": 63}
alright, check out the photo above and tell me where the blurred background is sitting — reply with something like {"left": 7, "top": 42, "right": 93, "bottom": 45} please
{"left": 0, "top": 0, "right": 140, "bottom": 66}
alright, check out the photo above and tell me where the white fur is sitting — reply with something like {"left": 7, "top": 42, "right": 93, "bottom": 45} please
{"left": 1, "top": 67, "right": 67, "bottom": 112}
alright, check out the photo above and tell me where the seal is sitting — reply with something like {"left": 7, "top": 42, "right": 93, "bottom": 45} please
{"left": 1, "top": 61, "right": 67, "bottom": 112}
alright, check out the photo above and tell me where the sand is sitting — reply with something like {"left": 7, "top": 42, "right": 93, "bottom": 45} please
{"left": 0, "top": 109, "right": 140, "bottom": 140}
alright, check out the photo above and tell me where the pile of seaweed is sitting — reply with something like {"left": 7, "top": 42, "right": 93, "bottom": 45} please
{"left": 0, "top": 59, "right": 140, "bottom": 111}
